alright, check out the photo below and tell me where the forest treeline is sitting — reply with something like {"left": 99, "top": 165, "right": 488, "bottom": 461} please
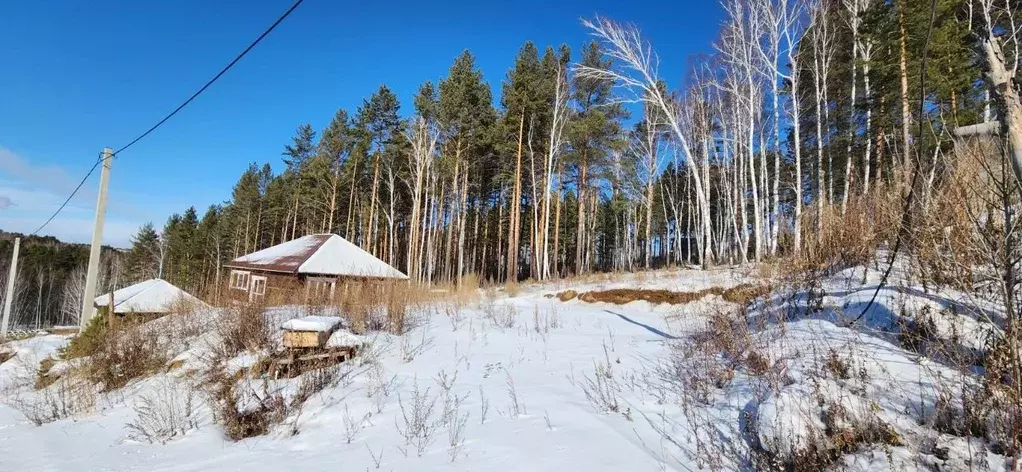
{"left": 4, "top": 0, "right": 1020, "bottom": 326}
{"left": 120, "top": 0, "right": 1012, "bottom": 295}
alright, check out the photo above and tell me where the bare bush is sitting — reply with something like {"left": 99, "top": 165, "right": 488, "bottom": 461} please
{"left": 447, "top": 407, "right": 469, "bottom": 462}
{"left": 395, "top": 377, "right": 441, "bottom": 457}
{"left": 213, "top": 303, "right": 270, "bottom": 358}
{"left": 125, "top": 377, "right": 200, "bottom": 444}
{"left": 366, "top": 363, "right": 396, "bottom": 413}
{"left": 504, "top": 369, "right": 525, "bottom": 417}
{"left": 580, "top": 345, "right": 621, "bottom": 413}
{"left": 400, "top": 330, "right": 434, "bottom": 363}
{"left": 444, "top": 302, "right": 466, "bottom": 332}
{"left": 486, "top": 304, "right": 517, "bottom": 330}
{"left": 478, "top": 386, "right": 489, "bottom": 424}
{"left": 5, "top": 376, "right": 95, "bottom": 425}
{"left": 341, "top": 403, "right": 370, "bottom": 444}
{"left": 86, "top": 326, "right": 168, "bottom": 391}
{"left": 366, "top": 443, "right": 384, "bottom": 469}
{"left": 203, "top": 369, "right": 288, "bottom": 441}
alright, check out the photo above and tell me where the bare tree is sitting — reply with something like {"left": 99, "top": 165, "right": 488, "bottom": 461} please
{"left": 578, "top": 16, "right": 714, "bottom": 268}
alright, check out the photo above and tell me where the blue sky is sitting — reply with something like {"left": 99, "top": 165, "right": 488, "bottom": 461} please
{"left": 0, "top": 0, "right": 724, "bottom": 247}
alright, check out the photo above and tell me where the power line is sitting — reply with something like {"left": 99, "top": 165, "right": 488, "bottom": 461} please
{"left": 29, "top": 153, "right": 103, "bottom": 236}
{"left": 29, "top": 0, "right": 305, "bottom": 237}
{"left": 850, "top": 0, "right": 937, "bottom": 326}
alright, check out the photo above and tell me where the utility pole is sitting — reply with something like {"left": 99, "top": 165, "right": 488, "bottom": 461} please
{"left": 80, "top": 147, "right": 113, "bottom": 331}
{"left": 1, "top": 237, "right": 20, "bottom": 337}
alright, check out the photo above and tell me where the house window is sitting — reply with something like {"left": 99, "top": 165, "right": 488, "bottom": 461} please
{"left": 230, "top": 270, "right": 250, "bottom": 291}
{"left": 250, "top": 276, "right": 267, "bottom": 301}
{"left": 307, "top": 277, "right": 337, "bottom": 302}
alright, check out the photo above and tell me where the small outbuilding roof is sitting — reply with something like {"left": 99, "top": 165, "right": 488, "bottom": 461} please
{"left": 225, "top": 234, "right": 408, "bottom": 279}
{"left": 93, "top": 278, "right": 206, "bottom": 314}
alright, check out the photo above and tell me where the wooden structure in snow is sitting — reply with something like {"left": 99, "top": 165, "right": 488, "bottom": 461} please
{"left": 92, "top": 278, "right": 205, "bottom": 323}
{"left": 270, "top": 315, "right": 364, "bottom": 378}
{"left": 223, "top": 234, "right": 408, "bottom": 304}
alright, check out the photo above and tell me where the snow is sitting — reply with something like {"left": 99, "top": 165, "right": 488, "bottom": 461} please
{"left": 229, "top": 234, "right": 324, "bottom": 270}
{"left": 93, "top": 279, "right": 206, "bottom": 314}
{"left": 298, "top": 234, "right": 408, "bottom": 279}
{"left": 0, "top": 259, "right": 1011, "bottom": 471}
{"left": 0, "top": 335, "right": 68, "bottom": 392}
{"left": 280, "top": 315, "right": 344, "bottom": 332}
{"left": 324, "top": 329, "right": 364, "bottom": 348}
{"left": 229, "top": 234, "right": 408, "bottom": 279}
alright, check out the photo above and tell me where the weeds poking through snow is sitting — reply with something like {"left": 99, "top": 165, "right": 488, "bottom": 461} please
{"left": 444, "top": 302, "right": 466, "bottom": 332}
{"left": 6, "top": 375, "right": 96, "bottom": 425}
{"left": 365, "top": 443, "right": 384, "bottom": 469}
{"left": 446, "top": 407, "right": 469, "bottom": 462}
{"left": 125, "top": 377, "right": 200, "bottom": 444}
{"left": 366, "top": 363, "right": 396, "bottom": 414}
{"left": 341, "top": 403, "right": 368, "bottom": 444}
{"left": 395, "top": 377, "right": 441, "bottom": 457}
{"left": 579, "top": 345, "right": 621, "bottom": 413}
{"left": 544, "top": 409, "right": 553, "bottom": 430}
{"left": 504, "top": 369, "right": 525, "bottom": 417}
{"left": 486, "top": 304, "right": 517, "bottom": 330}
{"left": 478, "top": 386, "right": 489, "bottom": 424}
{"left": 401, "top": 330, "right": 434, "bottom": 363}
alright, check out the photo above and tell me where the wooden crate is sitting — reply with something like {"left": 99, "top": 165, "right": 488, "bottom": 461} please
{"left": 283, "top": 330, "right": 329, "bottom": 348}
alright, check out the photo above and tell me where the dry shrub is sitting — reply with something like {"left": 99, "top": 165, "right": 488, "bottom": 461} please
{"left": 214, "top": 303, "right": 270, "bottom": 357}
{"left": 799, "top": 183, "right": 902, "bottom": 275}
{"left": 6, "top": 376, "right": 96, "bottom": 425}
{"left": 822, "top": 349, "right": 851, "bottom": 380}
{"left": 34, "top": 357, "right": 59, "bottom": 390}
{"left": 0, "top": 350, "right": 14, "bottom": 365}
{"left": 575, "top": 284, "right": 769, "bottom": 307}
{"left": 702, "top": 308, "right": 753, "bottom": 361}
{"left": 86, "top": 326, "right": 167, "bottom": 391}
{"left": 745, "top": 350, "right": 771, "bottom": 376}
{"left": 125, "top": 377, "right": 200, "bottom": 444}
{"left": 204, "top": 369, "right": 286, "bottom": 441}
{"left": 61, "top": 313, "right": 109, "bottom": 360}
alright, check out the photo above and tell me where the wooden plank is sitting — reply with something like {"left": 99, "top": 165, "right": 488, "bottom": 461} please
{"left": 282, "top": 330, "right": 328, "bottom": 348}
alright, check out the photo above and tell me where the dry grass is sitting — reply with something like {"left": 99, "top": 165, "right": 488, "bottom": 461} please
{"left": 213, "top": 303, "right": 271, "bottom": 358}
{"left": 6, "top": 376, "right": 96, "bottom": 426}
{"left": 85, "top": 326, "right": 167, "bottom": 391}
{"left": 571, "top": 283, "right": 770, "bottom": 307}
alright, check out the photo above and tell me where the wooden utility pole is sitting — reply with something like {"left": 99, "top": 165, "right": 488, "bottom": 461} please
{"left": 1, "top": 237, "right": 20, "bottom": 337}
{"left": 80, "top": 147, "right": 113, "bottom": 331}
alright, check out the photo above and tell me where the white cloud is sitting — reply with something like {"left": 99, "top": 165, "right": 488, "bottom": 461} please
{"left": 0, "top": 148, "right": 145, "bottom": 248}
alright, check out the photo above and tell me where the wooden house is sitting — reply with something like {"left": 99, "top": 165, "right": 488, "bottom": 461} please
{"left": 223, "top": 233, "right": 408, "bottom": 304}
{"left": 92, "top": 278, "right": 206, "bottom": 323}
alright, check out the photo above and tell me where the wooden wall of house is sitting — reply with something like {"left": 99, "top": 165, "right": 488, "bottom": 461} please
{"left": 224, "top": 268, "right": 405, "bottom": 307}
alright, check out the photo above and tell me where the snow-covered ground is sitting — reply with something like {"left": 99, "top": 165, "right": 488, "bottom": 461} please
{"left": 0, "top": 261, "right": 1010, "bottom": 471}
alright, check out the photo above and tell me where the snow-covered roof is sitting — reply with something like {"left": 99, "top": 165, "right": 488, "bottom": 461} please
{"left": 92, "top": 279, "right": 206, "bottom": 314}
{"left": 280, "top": 316, "right": 344, "bottom": 332}
{"left": 225, "top": 234, "right": 408, "bottom": 279}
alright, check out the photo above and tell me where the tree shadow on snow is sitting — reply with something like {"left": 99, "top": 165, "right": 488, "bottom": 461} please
{"left": 603, "top": 310, "right": 679, "bottom": 340}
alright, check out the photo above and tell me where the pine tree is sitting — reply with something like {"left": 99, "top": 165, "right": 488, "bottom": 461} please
{"left": 567, "top": 41, "right": 626, "bottom": 274}
{"left": 125, "top": 223, "right": 161, "bottom": 282}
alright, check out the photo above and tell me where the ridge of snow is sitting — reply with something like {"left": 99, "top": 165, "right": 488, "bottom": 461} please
{"left": 298, "top": 235, "right": 408, "bottom": 279}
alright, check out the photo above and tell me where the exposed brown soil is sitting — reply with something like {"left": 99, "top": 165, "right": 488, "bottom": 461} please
{"left": 563, "top": 283, "right": 769, "bottom": 307}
